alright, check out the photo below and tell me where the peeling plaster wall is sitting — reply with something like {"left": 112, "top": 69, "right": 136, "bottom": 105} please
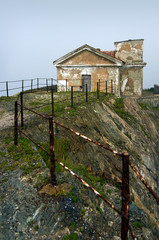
{"left": 114, "top": 39, "right": 144, "bottom": 63}
{"left": 120, "top": 67, "right": 143, "bottom": 96}
{"left": 57, "top": 66, "right": 120, "bottom": 95}
{"left": 55, "top": 40, "right": 146, "bottom": 97}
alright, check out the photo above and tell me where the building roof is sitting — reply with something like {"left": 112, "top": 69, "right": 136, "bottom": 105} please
{"left": 114, "top": 39, "right": 144, "bottom": 44}
{"left": 53, "top": 44, "right": 123, "bottom": 66}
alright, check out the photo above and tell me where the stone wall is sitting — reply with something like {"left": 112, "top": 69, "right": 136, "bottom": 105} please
{"left": 137, "top": 95, "right": 159, "bottom": 107}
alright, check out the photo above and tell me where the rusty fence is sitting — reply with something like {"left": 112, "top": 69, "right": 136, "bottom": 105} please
{"left": 0, "top": 78, "right": 58, "bottom": 97}
{"left": 0, "top": 78, "right": 113, "bottom": 98}
{"left": 15, "top": 81, "right": 113, "bottom": 126}
{"left": 13, "top": 92, "right": 159, "bottom": 240}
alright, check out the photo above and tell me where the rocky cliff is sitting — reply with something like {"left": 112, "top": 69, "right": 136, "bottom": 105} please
{"left": 0, "top": 93, "right": 159, "bottom": 240}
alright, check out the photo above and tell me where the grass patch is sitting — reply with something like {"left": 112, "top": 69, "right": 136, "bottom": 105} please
{"left": 0, "top": 151, "right": 6, "bottom": 157}
{"left": 68, "top": 191, "right": 79, "bottom": 203}
{"left": 114, "top": 98, "right": 135, "bottom": 123}
{"left": 133, "top": 221, "right": 143, "bottom": 229}
{"left": 0, "top": 96, "right": 16, "bottom": 103}
{"left": 138, "top": 103, "right": 148, "bottom": 110}
{"left": 63, "top": 233, "right": 78, "bottom": 240}
{"left": 70, "top": 221, "right": 76, "bottom": 229}
{"left": 5, "top": 137, "right": 44, "bottom": 174}
{"left": 96, "top": 206, "right": 103, "bottom": 214}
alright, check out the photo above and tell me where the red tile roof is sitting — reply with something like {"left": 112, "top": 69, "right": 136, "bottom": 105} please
{"left": 102, "top": 51, "right": 115, "bottom": 58}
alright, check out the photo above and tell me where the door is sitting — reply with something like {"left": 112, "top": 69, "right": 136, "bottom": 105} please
{"left": 82, "top": 75, "right": 91, "bottom": 91}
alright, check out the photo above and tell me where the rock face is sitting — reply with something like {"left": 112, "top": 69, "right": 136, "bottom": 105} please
{"left": 0, "top": 95, "right": 159, "bottom": 239}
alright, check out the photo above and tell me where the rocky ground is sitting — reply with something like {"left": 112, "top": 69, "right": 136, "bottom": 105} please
{"left": 0, "top": 92, "right": 159, "bottom": 239}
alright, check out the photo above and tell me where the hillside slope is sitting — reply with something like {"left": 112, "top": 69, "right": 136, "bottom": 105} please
{"left": 0, "top": 93, "right": 159, "bottom": 240}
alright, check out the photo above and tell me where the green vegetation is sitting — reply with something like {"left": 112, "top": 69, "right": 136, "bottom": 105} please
{"left": 81, "top": 208, "right": 86, "bottom": 215}
{"left": 68, "top": 191, "right": 79, "bottom": 203}
{"left": 138, "top": 103, "right": 148, "bottom": 110}
{"left": 96, "top": 205, "right": 103, "bottom": 214}
{"left": 70, "top": 221, "right": 76, "bottom": 229}
{"left": 34, "top": 225, "right": 39, "bottom": 231}
{"left": 114, "top": 98, "right": 135, "bottom": 123}
{"left": 107, "top": 189, "right": 112, "bottom": 194}
{"left": 0, "top": 151, "right": 6, "bottom": 157}
{"left": 115, "top": 182, "right": 121, "bottom": 190}
{"left": 3, "top": 137, "right": 44, "bottom": 174}
{"left": 0, "top": 96, "right": 16, "bottom": 103}
{"left": 63, "top": 233, "right": 78, "bottom": 240}
{"left": 133, "top": 221, "right": 143, "bottom": 229}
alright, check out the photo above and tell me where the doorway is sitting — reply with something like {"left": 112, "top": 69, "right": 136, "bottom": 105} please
{"left": 82, "top": 75, "right": 91, "bottom": 91}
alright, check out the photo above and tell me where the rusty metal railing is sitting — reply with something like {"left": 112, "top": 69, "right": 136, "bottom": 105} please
{"left": 14, "top": 89, "right": 159, "bottom": 239}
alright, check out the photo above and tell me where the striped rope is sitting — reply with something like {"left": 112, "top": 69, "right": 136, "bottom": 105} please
{"left": 129, "top": 161, "right": 159, "bottom": 205}
{"left": 53, "top": 119, "right": 121, "bottom": 156}
{"left": 17, "top": 127, "right": 136, "bottom": 239}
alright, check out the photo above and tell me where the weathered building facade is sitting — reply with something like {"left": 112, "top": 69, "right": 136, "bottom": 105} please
{"left": 53, "top": 39, "right": 146, "bottom": 96}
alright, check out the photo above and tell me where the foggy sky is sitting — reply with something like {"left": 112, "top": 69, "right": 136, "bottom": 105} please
{"left": 0, "top": 0, "right": 159, "bottom": 93}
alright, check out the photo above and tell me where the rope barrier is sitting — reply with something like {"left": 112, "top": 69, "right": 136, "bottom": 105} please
{"left": 129, "top": 161, "right": 159, "bottom": 205}
{"left": 17, "top": 126, "right": 136, "bottom": 239}
{"left": 17, "top": 103, "right": 49, "bottom": 119}
{"left": 52, "top": 119, "right": 121, "bottom": 156}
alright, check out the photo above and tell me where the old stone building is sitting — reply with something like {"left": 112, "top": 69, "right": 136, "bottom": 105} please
{"left": 53, "top": 39, "right": 146, "bottom": 96}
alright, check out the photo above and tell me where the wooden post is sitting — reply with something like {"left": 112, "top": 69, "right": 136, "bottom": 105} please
{"left": 111, "top": 79, "right": 113, "bottom": 94}
{"left": 49, "top": 117, "right": 56, "bottom": 185}
{"left": 106, "top": 81, "right": 108, "bottom": 95}
{"left": 86, "top": 84, "right": 88, "bottom": 102}
{"left": 20, "top": 92, "right": 24, "bottom": 128}
{"left": 71, "top": 86, "right": 73, "bottom": 107}
{"left": 6, "top": 81, "right": 9, "bottom": 97}
{"left": 121, "top": 152, "right": 130, "bottom": 240}
{"left": 51, "top": 87, "right": 54, "bottom": 117}
{"left": 97, "top": 82, "right": 99, "bottom": 99}
{"left": 14, "top": 101, "right": 18, "bottom": 145}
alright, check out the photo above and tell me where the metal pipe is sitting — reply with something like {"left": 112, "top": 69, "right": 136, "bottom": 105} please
{"left": 49, "top": 117, "right": 56, "bottom": 185}
{"left": 121, "top": 152, "right": 130, "bottom": 240}
{"left": 14, "top": 101, "right": 18, "bottom": 145}
{"left": 71, "top": 86, "right": 73, "bottom": 107}
{"left": 20, "top": 92, "right": 24, "bottom": 128}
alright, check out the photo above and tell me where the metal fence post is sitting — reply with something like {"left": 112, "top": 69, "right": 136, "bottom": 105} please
{"left": 86, "top": 84, "right": 88, "bottom": 102}
{"left": 97, "top": 82, "right": 99, "bottom": 99}
{"left": 111, "top": 80, "right": 113, "bottom": 94}
{"left": 6, "top": 81, "right": 9, "bottom": 97}
{"left": 22, "top": 80, "right": 24, "bottom": 92}
{"left": 71, "top": 86, "right": 73, "bottom": 107}
{"left": 106, "top": 81, "right": 108, "bottom": 95}
{"left": 31, "top": 79, "right": 33, "bottom": 92}
{"left": 66, "top": 79, "right": 67, "bottom": 92}
{"left": 20, "top": 92, "right": 24, "bottom": 128}
{"left": 51, "top": 87, "right": 54, "bottom": 117}
{"left": 14, "top": 101, "right": 18, "bottom": 145}
{"left": 49, "top": 117, "right": 56, "bottom": 185}
{"left": 37, "top": 78, "right": 39, "bottom": 90}
{"left": 46, "top": 79, "right": 48, "bottom": 92}
{"left": 121, "top": 152, "right": 130, "bottom": 240}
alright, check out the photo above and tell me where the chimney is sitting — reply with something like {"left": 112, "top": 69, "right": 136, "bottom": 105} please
{"left": 114, "top": 39, "right": 144, "bottom": 63}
